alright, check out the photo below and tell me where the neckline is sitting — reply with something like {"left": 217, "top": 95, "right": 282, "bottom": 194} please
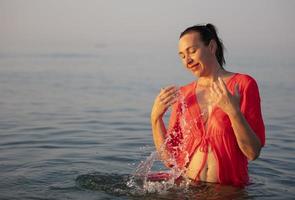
{"left": 193, "top": 72, "right": 239, "bottom": 89}
{"left": 192, "top": 72, "right": 239, "bottom": 135}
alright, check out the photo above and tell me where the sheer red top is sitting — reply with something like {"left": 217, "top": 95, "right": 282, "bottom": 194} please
{"left": 165, "top": 73, "right": 265, "bottom": 187}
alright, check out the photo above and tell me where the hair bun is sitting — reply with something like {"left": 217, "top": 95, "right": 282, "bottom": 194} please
{"left": 205, "top": 23, "right": 218, "bottom": 36}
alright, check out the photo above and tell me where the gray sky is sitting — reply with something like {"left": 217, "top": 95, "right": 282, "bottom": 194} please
{"left": 1, "top": 0, "right": 294, "bottom": 58}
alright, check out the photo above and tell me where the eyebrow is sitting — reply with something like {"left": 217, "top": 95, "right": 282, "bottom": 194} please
{"left": 178, "top": 45, "right": 199, "bottom": 54}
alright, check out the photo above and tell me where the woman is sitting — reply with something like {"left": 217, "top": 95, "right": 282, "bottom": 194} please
{"left": 151, "top": 23, "right": 265, "bottom": 187}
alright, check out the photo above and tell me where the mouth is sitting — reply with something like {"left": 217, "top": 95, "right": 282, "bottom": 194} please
{"left": 190, "top": 63, "right": 201, "bottom": 71}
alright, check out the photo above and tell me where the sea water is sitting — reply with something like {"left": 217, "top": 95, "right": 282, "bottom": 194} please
{"left": 1, "top": 53, "right": 294, "bottom": 199}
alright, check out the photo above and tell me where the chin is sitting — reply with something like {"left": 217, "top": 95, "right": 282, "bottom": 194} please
{"left": 191, "top": 69, "right": 203, "bottom": 77}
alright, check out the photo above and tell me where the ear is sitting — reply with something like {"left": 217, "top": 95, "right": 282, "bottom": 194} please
{"left": 208, "top": 39, "right": 217, "bottom": 54}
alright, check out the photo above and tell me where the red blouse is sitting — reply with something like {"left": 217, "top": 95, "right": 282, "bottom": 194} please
{"left": 165, "top": 73, "right": 265, "bottom": 187}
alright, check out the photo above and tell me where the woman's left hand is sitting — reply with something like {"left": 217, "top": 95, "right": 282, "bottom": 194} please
{"left": 210, "top": 77, "right": 241, "bottom": 115}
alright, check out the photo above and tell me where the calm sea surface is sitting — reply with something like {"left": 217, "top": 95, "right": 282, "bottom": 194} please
{"left": 0, "top": 50, "right": 294, "bottom": 199}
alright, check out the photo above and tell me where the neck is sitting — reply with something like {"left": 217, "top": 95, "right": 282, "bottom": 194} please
{"left": 197, "top": 65, "right": 223, "bottom": 87}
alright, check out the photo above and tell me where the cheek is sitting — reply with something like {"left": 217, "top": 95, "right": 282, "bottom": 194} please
{"left": 201, "top": 49, "right": 212, "bottom": 61}
{"left": 196, "top": 51, "right": 205, "bottom": 60}
{"left": 192, "top": 51, "right": 202, "bottom": 61}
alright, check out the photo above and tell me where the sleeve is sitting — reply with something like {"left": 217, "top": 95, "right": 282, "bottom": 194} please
{"left": 240, "top": 77, "right": 265, "bottom": 147}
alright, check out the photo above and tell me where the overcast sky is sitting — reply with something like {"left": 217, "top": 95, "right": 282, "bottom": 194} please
{"left": 0, "top": 0, "right": 294, "bottom": 59}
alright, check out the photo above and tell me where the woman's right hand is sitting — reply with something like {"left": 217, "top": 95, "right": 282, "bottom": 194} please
{"left": 151, "top": 85, "right": 180, "bottom": 121}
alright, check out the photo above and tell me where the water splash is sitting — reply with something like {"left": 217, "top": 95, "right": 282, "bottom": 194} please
{"left": 126, "top": 89, "right": 207, "bottom": 194}
{"left": 76, "top": 171, "right": 247, "bottom": 199}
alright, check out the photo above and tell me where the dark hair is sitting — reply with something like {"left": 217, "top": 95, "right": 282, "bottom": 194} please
{"left": 180, "top": 23, "right": 226, "bottom": 69}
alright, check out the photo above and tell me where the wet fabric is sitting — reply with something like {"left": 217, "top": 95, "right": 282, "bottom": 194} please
{"left": 165, "top": 73, "right": 265, "bottom": 187}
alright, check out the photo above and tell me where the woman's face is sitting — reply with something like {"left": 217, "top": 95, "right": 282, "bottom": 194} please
{"left": 178, "top": 32, "right": 214, "bottom": 77}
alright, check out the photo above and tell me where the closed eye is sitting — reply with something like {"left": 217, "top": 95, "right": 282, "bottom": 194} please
{"left": 188, "top": 47, "right": 197, "bottom": 53}
{"left": 178, "top": 53, "right": 185, "bottom": 59}
{"left": 178, "top": 46, "right": 199, "bottom": 59}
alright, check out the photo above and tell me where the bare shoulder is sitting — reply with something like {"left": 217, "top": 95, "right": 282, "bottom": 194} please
{"left": 223, "top": 71, "right": 257, "bottom": 84}
{"left": 221, "top": 70, "right": 238, "bottom": 82}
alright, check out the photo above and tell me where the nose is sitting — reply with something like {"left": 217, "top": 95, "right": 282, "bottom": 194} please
{"left": 185, "top": 55, "right": 193, "bottom": 68}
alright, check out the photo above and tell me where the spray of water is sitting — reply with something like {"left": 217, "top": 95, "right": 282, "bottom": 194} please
{"left": 127, "top": 89, "right": 208, "bottom": 194}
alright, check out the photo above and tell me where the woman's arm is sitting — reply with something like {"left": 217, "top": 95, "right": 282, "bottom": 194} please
{"left": 227, "top": 109, "right": 261, "bottom": 160}
{"left": 211, "top": 77, "right": 263, "bottom": 160}
{"left": 150, "top": 86, "right": 179, "bottom": 166}
{"left": 150, "top": 117, "right": 172, "bottom": 166}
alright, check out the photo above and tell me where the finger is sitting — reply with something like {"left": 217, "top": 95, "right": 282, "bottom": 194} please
{"left": 159, "top": 92, "right": 175, "bottom": 104}
{"left": 209, "top": 87, "right": 216, "bottom": 104}
{"left": 160, "top": 85, "right": 176, "bottom": 93}
{"left": 210, "top": 85, "right": 219, "bottom": 102}
{"left": 159, "top": 86, "right": 175, "bottom": 98}
{"left": 210, "top": 83, "right": 217, "bottom": 95}
{"left": 159, "top": 86, "right": 177, "bottom": 99}
{"left": 234, "top": 84, "right": 240, "bottom": 97}
{"left": 213, "top": 81, "right": 222, "bottom": 95}
{"left": 218, "top": 77, "right": 228, "bottom": 93}
{"left": 159, "top": 89, "right": 178, "bottom": 104}
{"left": 209, "top": 86, "right": 214, "bottom": 97}
{"left": 167, "top": 97, "right": 178, "bottom": 107}
{"left": 163, "top": 91, "right": 179, "bottom": 105}
{"left": 162, "top": 93, "right": 179, "bottom": 107}
{"left": 159, "top": 98, "right": 176, "bottom": 111}
{"left": 160, "top": 87, "right": 179, "bottom": 100}
{"left": 215, "top": 80, "right": 224, "bottom": 94}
